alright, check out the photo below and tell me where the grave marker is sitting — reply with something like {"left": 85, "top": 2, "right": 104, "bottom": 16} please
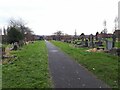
{"left": 85, "top": 39, "right": 88, "bottom": 47}
{"left": 89, "top": 34, "right": 94, "bottom": 47}
{"left": 112, "top": 34, "right": 116, "bottom": 48}
{"left": 106, "top": 40, "right": 113, "bottom": 50}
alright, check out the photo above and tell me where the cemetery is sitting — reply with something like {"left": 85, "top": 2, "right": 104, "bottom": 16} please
{"left": 2, "top": 27, "right": 119, "bottom": 88}
{"left": 50, "top": 40, "right": 119, "bottom": 88}
{"left": 2, "top": 41, "right": 52, "bottom": 88}
{"left": 47, "top": 28, "right": 119, "bottom": 88}
{"left": 1, "top": 1, "right": 120, "bottom": 88}
{"left": 47, "top": 30, "right": 120, "bottom": 57}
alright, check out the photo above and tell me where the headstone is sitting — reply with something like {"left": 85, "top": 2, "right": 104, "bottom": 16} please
{"left": 81, "top": 35, "right": 84, "bottom": 42}
{"left": 106, "top": 40, "right": 113, "bottom": 50}
{"left": 13, "top": 42, "right": 19, "bottom": 50}
{"left": 98, "top": 37, "right": 102, "bottom": 42}
{"left": 85, "top": 39, "right": 88, "bottom": 47}
{"left": 89, "top": 34, "right": 94, "bottom": 47}
{"left": 112, "top": 34, "right": 116, "bottom": 48}
{"left": 109, "top": 48, "right": 120, "bottom": 56}
{"left": 5, "top": 46, "right": 10, "bottom": 56}
{"left": 81, "top": 41, "right": 84, "bottom": 46}
{"left": 76, "top": 41, "right": 80, "bottom": 45}
{"left": 2, "top": 46, "right": 5, "bottom": 58}
{"left": 95, "top": 41, "right": 103, "bottom": 47}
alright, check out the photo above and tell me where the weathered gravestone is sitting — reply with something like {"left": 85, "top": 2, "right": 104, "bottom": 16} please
{"left": 98, "top": 37, "right": 102, "bottom": 42}
{"left": 95, "top": 41, "right": 103, "bottom": 47}
{"left": 109, "top": 48, "right": 120, "bottom": 56}
{"left": 89, "top": 34, "right": 94, "bottom": 47}
{"left": 81, "top": 41, "right": 85, "bottom": 46}
{"left": 76, "top": 41, "right": 81, "bottom": 45}
{"left": 106, "top": 40, "right": 113, "bottom": 50}
{"left": 85, "top": 39, "right": 88, "bottom": 47}
{"left": 112, "top": 34, "right": 116, "bottom": 48}
{"left": 12, "top": 42, "right": 19, "bottom": 50}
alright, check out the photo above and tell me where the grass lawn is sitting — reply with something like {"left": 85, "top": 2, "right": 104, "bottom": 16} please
{"left": 51, "top": 40, "right": 119, "bottom": 88}
{"left": 116, "top": 41, "right": 120, "bottom": 48}
{"left": 2, "top": 41, "right": 52, "bottom": 88}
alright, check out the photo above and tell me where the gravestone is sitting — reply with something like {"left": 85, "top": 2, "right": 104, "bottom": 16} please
{"left": 81, "top": 40, "right": 85, "bottom": 46}
{"left": 109, "top": 48, "right": 120, "bottom": 56}
{"left": 2, "top": 46, "right": 5, "bottom": 58}
{"left": 98, "top": 37, "right": 102, "bottom": 42}
{"left": 112, "top": 34, "right": 116, "bottom": 48}
{"left": 76, "top": 41, "right": 81, "bottom": 45}
{"left": 89, "top": 34, "right": 94, "bottom": 47}
{"left": 106, "top": 40, "right": 113, "bottom": 50}
{"left": 13, "top": 42, "right": 19, "bottom": 50}
{"left": 85, "top": 39, "right": 88, "bottom": 47}
{"left": 95, "top": 41, "right": 103, "bottom": 47}
{"left": 81, "top": 35, "right": 85, "bottom": 42}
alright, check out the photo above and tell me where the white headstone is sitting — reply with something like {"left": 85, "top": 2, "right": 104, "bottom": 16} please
{"left": 106, "top": 41, "right": 113, "bottom": 50}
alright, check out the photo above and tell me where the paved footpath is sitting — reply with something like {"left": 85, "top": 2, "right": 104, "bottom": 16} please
{"left": 46, "top": 41, "right": 110, "bottom": 88}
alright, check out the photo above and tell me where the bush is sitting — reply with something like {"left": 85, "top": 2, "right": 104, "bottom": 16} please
{"left": 7, "top": 27, "right": 24, "bottom": 44}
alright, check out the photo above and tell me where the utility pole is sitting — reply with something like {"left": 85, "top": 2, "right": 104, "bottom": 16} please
{"left": 114, "top": 17, "right": 118, "bottom": 30}
{"left": 103, "top": 20, "right": 107, "bottom": 34}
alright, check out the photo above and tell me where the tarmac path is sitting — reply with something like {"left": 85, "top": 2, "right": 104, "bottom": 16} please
{"left": 45, "top": 40, "right": 110, "bottom": 88}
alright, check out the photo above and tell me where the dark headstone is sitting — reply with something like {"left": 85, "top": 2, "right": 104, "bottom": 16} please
{"left": 112, "top": 34, "right": 116, "bottom": 48}
{"left": 95, "top": 41, "right": 103, "bottom": 47}
{"left": 109, "top": 48, "right": 120, "bottom": 56}
{"left": 85, "top": 39, "right": 88, "bottom": 47}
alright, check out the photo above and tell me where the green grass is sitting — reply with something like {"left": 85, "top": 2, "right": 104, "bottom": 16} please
{"left": 116, "top": 41, "right": 120, "bottom": 48}
{"left": 51, "top": 40, "right": 119, "bottom": 88}
{"left": 2, "top": 41, "right": 52, "bottom": 88}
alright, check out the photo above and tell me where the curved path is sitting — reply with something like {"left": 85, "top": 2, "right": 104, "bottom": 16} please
{"left": 46, "top": 41, "right": 110, "bottom": 88}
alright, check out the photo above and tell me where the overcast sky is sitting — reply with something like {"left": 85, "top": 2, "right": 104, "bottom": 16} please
{"left": 0, "top": 0, "right": 119, "bottom": 35}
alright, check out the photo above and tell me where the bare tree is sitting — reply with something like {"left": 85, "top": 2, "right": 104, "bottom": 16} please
{"left": 9, "top": 18, "right": 26, "bottom": 27}
{"left": 8, "top": 18, "right": 33, "bottom": 37}
{"left": 53, "top": 30, "right": 64, "bottom": 41}
{"left": 54, "top": 30, "right": 63, "bottom": 36}
{"left": 6, "top": 18, "right": 34, "bottom": 44}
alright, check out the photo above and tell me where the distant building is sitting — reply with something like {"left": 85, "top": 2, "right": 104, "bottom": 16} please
{"left": 34, "top": 35, "right": 44, "bottom": 40}
{"left": 97, "top": 33, "right": 113, "bottom": 38}
{"left": 61, "top": 35, "right": 72, "bottom": 41}
{"left": 24, "top": 33, "right": 35, "bottom": 41}
{"left": 45, "top": 35, "right": 53, "bottom": 40}
{"left": 84, "top": 35, "right": 90, "bottom": 38}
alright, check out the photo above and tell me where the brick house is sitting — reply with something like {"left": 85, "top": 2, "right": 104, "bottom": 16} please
{"left": 97, "top": 33, "right": 113, "bottom": 38}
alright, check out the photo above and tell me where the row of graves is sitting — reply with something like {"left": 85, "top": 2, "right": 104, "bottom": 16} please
{"left": 2, "top": 40, "right": 35, "bottom": 64}
{"left": 62, "top": 34, "right": 120, "bottom": 57}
